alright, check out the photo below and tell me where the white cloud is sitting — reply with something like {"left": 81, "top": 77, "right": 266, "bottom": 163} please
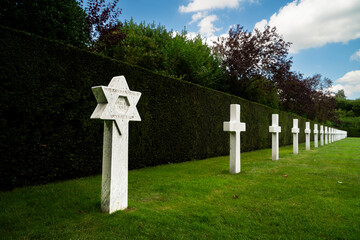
{"left": 336, "top": 70, "right": 360, "bottom": 85}
{"left": 198, "top": 15, "right": 222, "bottom": 38}
{"left": 350, "top": 49, "right": 360, "bottom": 62}
{"left": 254, "top": 0, "right": 360, "bottom": 53}
{"left": 179, "top": 1, "right": 254, "bottom": 39}
{"left": 185, "top": 31, "right": 199, "bottom": 40}
{"left": 189, "top": 12, "right": 206, "bottom": 24}
{"left": 204, "top": 33, "right": 228, "bottom": 47}
{"left": 330, "top": 70, "right": 360, "bottom": 99}
{"left": 179, "top": 0, "right": 242, "bottom": 13}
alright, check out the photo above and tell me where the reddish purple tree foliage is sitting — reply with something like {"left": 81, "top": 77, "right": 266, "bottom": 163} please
{"left": 215, "top": 24, "right": 336, "bottom": 122}
{"left": 277, "top": 72, "right": 336, "bottom": 122}
{"left": 214, "top": 25, "right": 292, "bottom": 98}
{"left": 80, "top": 0, "right": 125, "bottom": 52}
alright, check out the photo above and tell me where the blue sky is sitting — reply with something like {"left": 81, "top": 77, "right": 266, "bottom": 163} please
{"left": 115, "top": 0, "right": 360, "bottom": 99}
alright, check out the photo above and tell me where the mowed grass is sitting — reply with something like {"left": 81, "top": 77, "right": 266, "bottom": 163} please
{"left": 1, "top": 138, "right": 359, "bottom": 239}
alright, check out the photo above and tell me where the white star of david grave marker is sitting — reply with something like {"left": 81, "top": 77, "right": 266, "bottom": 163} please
{"left": 91, "top": 76, "right": 141, "bottom": 214}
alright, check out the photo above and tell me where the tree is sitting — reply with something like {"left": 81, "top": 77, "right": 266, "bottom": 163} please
{"left": 335, "top": 89, "right": 346, "bottom": 99}
{"left": 107, "top": 19, "right": 226, "bottom": 90}
{"left": 214, "top": 25, "right": 292, "bottom": 107}
{"left": 80, "top": 0, "right": 125, "bottom": 53}
{"left": 0, "top": 0, "right": 88, "bottom": 48}
{"left": 278, "top": 72, "right": 336, "bottom": 122}
{"left": 163, "top": 33, "right": 225, "bottom": 90}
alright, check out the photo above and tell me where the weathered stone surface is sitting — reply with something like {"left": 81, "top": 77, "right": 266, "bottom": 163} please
{"left": 325, "top": 127, "right": 328, "bottom": 145}
{"left": 91, "top": 76, "right": 141, "bottom": 214}
{"left": 269, "top": 114, "right": 281, "bottom": 160}
{"left": 314, "top": 124, "right": 318, "bottom": 148}
{"left": 291, "top": 119, "right": 300, "bottom": 154}
{"left": 305, "top": 122, "right": 311, "bottom": 150}
{"left": 224, "top": 104, "right": 246, "bottom": 174}
{"left": 320, "top": 125, "right": 324, "bottom": 146}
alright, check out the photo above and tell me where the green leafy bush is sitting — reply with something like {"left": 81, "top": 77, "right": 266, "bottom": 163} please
{"left": 0, "top": 27, "right": 320, "bottom": 190}
{"left": 335, "top": 98, "right": 360, "bottom": 137}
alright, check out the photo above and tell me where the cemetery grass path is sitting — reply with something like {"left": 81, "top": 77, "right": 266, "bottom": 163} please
{"left": 1, "top": 138, "right": 359, "bottom": 239}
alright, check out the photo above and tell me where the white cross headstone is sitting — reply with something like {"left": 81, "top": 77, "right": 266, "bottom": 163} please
{"left": 291, "top": 119, "right": 299, "bottom": 154}
{"left": 330, "top": 128, "right": 334, "bottom": 143}
{"left": 91, "top": 76, "right": 141, "bottom": 214}
{"left": 325, "top": 127, "right": 328, "bottom": 144}
{"left": 223, "top": 104, "right": 246, "bottom": 174}
{"left": 314, "top": 124, "right": 318, "bottom": 148}
{"left": 320, "top": 125, "right": 324, "bottom": 146}
{"left": 269, "top": 114, "right": 281, "bottom": 160}
{"left": 305, "top": 122, "right": 311, "bottom": 150}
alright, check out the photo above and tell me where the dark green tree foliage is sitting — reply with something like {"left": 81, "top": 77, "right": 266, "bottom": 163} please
{"left": 0, "top": 27, "right": 316, "bottom": 190}
{"left": 100, "top": 19, "right": 226, "bottom": 91}
{"left": 335, "top": 89, "right": 346, "bottom": 99}
{"left": 0, "top": 0, "right": 88, "bottom": 48}
{"left": 163, "top": 34, "right": 226, "bottom": 91}
{"left": 335, "top": 98, "right": 360, "bottom": 137}
{"left": 113, "top": 20, "right": 169, "bottom": 71}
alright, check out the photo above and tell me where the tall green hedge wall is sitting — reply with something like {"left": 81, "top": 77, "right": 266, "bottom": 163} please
{"left": 1, "top": 27, "right": 319, "bottom": 190}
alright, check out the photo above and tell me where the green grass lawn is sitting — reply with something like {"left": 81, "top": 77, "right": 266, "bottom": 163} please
{"left": 1, "top": 138, "right": 359, "bottom": 239}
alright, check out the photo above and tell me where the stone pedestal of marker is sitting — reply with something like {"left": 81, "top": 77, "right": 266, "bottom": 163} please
{"left": 305, "top": 122, "right": 311, "bottom": 150}
{"left": 291, "top": 119, "right": 299, "bottom": 154}
{"left": 91, "top": 76, "right": 141, "bottom": 214}
{"left": 223, "top": 104, "right": 246, "bottom": 174}
{"left": 320, "top": 125, "right": 324, "bottom": 146}
{"left": 314, "top": 124, "right": 318, "bottom": 148}
{"left": 269, "top": 114, "right": 281, "bottom": 160}
{"left": 325, "top": 127, "right": 328, "bottom": 144}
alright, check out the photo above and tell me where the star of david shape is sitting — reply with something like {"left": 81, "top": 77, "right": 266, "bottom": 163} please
{"left": 90, "top": 76, "right": 141, "bottom": 134}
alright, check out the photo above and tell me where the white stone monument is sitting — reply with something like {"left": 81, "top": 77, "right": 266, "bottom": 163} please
{"left": 291, "top": 119, "right": 299, "bottom": 154}
{"left": 314, "top": 124, "right": 318, "bottom": 148}
{"left": 269, "top": 114, "right": 281, "bottom": 160}
{"left": 223, "top": 104, "right": 246, "bottom": 174}
{"left": 325, "top": 126, "right": 328, "bottom": 144}
{"left": 320, "top": 125, "right": 324, "bottom": 146}
{"left": 305, "top": 122, "right": 311, "bottom": 150}
{"left": 91, "top": 76, "right": 141, "bottom": 214}
{"left": 329, "top": 127, "right": 332, "bottom": 143}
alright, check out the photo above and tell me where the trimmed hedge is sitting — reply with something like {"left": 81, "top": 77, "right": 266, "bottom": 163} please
{"left": 1, "top": 27, "right": 318, "bottom": 190}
